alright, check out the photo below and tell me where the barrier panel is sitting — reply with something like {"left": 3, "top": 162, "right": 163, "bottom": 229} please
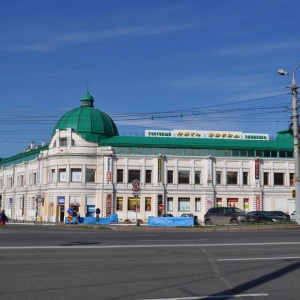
{"left": 148, "top": 216, "right": 194, "bottom": 227}
{"left": 109, "top": 214, "right": 118, "bottom": 223}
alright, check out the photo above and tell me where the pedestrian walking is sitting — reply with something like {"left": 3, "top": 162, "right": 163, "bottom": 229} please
{"left": 1, "top": 209, "right": 9, "bottom": 227}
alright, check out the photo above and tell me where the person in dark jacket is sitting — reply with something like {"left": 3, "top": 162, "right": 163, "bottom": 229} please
{"left": 1, "top": 209, "right": 9, "bottom": 227}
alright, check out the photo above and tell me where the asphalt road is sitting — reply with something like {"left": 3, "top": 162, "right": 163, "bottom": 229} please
{"left": 1, "top": 224, "right": 300, "bottom": 300}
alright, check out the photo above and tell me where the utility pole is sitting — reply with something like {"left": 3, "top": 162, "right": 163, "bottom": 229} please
{"left": 279, "top": 63, "right": 300, "bottom": 225}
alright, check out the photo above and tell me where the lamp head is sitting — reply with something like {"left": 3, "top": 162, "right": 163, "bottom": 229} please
{"left": 278, "top": 69, "right": 289, "bottom": 76}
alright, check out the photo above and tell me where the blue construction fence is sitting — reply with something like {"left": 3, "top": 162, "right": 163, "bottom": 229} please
{"left": 65, "top": 214, "right": 118, "bottom": 225}
{"left": 148, "top": 216, "right": 198, "bottom": 227}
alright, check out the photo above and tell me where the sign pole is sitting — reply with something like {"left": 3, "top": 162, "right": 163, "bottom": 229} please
{"left": 132, "top": 179, "right": 141, "bottom": 226}
{"left": 135, "top": 194, "right": 138, "bottom": 225}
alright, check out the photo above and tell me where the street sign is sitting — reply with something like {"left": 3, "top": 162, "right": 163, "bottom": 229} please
{"left": 132, "top": 179, "right": 141, "bottom": 196}
{"left": 67, "top": 208, "right": 73, "bottom": 215}
{"left": 159, "top": 204, "right": 164, "bottom": 212}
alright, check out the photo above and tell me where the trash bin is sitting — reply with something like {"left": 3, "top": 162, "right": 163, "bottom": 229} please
{"left": 37, "top": 216, "right": 42, "bottom": 222}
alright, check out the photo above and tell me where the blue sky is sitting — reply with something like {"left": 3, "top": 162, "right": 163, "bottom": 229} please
{"left": 1, "top": 0, "right": 300, "bottom": 158}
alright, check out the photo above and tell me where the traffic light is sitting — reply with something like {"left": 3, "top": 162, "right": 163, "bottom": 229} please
{"left": 292, "top": 190, "right": 296, "bottom": 198}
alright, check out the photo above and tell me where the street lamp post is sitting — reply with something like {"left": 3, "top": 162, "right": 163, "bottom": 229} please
{"left": 279, "top": 63, "right": 300, "bottom": 225}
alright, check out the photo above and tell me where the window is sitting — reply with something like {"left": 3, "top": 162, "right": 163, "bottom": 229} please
{"left": 18, "top": 175, "right": 24, "bottom": 187}
{"left": 195, "top": 171, "right": 201, "bottom": 184}
{"left": 227, "top": 172, "right": 238, "bottom": 185}
{"left": 117, "top": 197, "right": 123, "bottom": 210}
{"left": 243, "top": 172, "right": 248, "bottom": 185}
{"left": 178, "top": 198, "right": 190, "bottom": 211}
{"left": 117, "top": 169, "right": 124, "bottom": 183}
{"left": 29, "top": 172, "right": 36, "bottom": 185}
{"left": 167, "top": 170, "right": 174, "bottom": 184}
{"left": 60, "top": 138, "right": 67, "bottom": 146}
{"left": 196, "top": 198, "right": 201, "bottom": 211}
{"left": 178, "top": 170, "right": 190, "bottom": 184}
{"left": 290, "top": 173, "right": 295, "bottom": 186}
{"left": 50, "top": 169, "right": 56, "bottom": 183}
{"left": 263, "top": 172, "right": 269, "bottom": 185}
{"left": 145, "top": 197, "right": 151, "bottom": 211}
{"left": 216, "top": 171, "right": 222, "bottom": 185}
{"left": 274, "top": 173, "right": 284, "bottom": 185}
{"left": 128, "top": 197, "right": 140, "bottom": 210}
{"left": 128, "top": 170, "right": 140, "bottom": 183}
{"left": 59, "top": 169, "right": 67, "bottom": 182}
{"left": 71, "top": 168, "right": 82, "bottom": 182}
{"left": 85, "top": 169, "right": 95, "bottom": 182}
{"left": 146, "top": 170, "right": 152, "bottom": 184}
{"left": 167, "top": 197, "right": 173, "bottom": 211}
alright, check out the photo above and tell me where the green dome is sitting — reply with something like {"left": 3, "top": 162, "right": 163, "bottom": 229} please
{"left": 52, "top": 92, "right": 119, "bottom": 143}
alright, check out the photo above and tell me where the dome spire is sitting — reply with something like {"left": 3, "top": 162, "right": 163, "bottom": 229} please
{"left": 80, "top": 91, "right": 94, "bottom": 107}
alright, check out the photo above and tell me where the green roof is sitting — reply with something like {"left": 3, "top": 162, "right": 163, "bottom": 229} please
{"left": 0, "top": 145, "right": 48, "bottom": 168}
{"left": 52, "top": 92, "right": 119, "bottom": 143}
{"left": 101, "top": 134, "right": 293, "bottom": 151}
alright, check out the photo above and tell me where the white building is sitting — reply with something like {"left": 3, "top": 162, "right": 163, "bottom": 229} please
{"left": 0, "top": 93, "right": 296, "bottom": 223}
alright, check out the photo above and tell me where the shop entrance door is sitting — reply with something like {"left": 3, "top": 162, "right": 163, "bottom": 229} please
{"left": 59, "top": 206, "right": 65, "bottom": 222}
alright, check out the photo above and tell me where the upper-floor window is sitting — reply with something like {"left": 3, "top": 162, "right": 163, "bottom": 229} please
{"left": 146, "top": 170, "right": 152, "bottom": 184}
{"left": 59, "top": 169, "right": 67, "bottom": 182}
{"left": 50, "top": 169, "right": 56, "bottom": 183}
{"left": 117, "top": 169, "right": 124, "bottom": 183}
{"left": 178, "top": 170, "right": 190, "bottom": 184}
{"left": 290, "top": 173, "right": 295, "bottom": 186}
{"left": 195, "top": 171, "right": 201, "bottom": 184}
{"left": 243, "top": 172, "right": 249, "bottom": 185}
{"left": 264, "top": 172, "right": 269, "bottom": 186}
{"left": 71, "top": 168, "right": 82, "bottom": 182}
{"left": 274, "top": 173, "right": 284, "bottom": 185}
{"left": 216, "top": 171, "right": 222, "bottom": 185}
{"left": 60, "top": 138, "right": 67, "bottom": 147}
{"left": 86, "top": 169, "right": 95, "bottom": 182}
{"left": 30, "top": 172, "right": 37, "bottom": 185}
{"left": 167, "top": 170, "right": 174, "bottom": 184}
{"left": 128, "top": 169, "right": 140, "bottom": 183}
{"left": 227, "top": 172, "right": 238, "bottom": 185}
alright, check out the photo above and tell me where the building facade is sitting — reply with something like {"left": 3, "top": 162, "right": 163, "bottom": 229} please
{"left": 0, "top": 93, "right": 296, "bottom": 223}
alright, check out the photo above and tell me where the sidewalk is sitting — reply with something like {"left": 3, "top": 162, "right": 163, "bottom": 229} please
{"left": 7, "top": 215, "right": 300, "bottom": 232}
{"left": 8, "top": 220, "right": 300, "bottom": 232}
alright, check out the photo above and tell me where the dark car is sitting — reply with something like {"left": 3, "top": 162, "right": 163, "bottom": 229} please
{"left": 161, "top": 213, "right": 174, "bottom": 217}
{"left": 204, "top": 207, "right": 256, "bottom": 225}
{"left": 248, "top": 211, "right": 290, "bottom": 223}
{"left": 269, "top": 211, "right": 290, "bottom": 220}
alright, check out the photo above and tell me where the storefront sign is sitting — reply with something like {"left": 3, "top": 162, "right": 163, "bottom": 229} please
{"left": 157, "top": 158, "right": 162, "bottom": 182}
{"left": 70, "top": 196, "right": 81, "bottom": 206}
{"left": 107, "top": 157, "right": 112, "bottom": 182}
{"left": 145, "top": 129, "right": 269, "bottom": 140}
{"left": 255, "top": 160, "right": 260, "bottom": 180}
{"left": 256, "top": 195, "right": 261, "bottom": 210}
{"left": 106, "top": 194, "right": 112, "bottom": 217}
{"left": 57, "top": 196, "right": 65, "bottom": 205}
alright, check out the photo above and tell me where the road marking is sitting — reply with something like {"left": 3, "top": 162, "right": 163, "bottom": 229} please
{"left": 1, "top": 241, "right": 300, "bottom": 250}
{"left": 219, "top": 256, "right": 300, "bottom": 261}
{"left": 139, "top": 293, "right": 268, "bottom": 299}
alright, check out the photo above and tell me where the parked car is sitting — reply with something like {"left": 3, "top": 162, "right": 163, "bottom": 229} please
{"left": 291, "top": 211, "right": 296, "bottom": 221}
{"left": 204, "top": 207, "right": 256, "bottom": 225}
{"left": 247, "top": 211, "right": 290, "bottom": 223}
{"left": 181, "top": 213, "right": 198, "bottom": 225}
{"left": 180, "top": 213, "right": 194, "bottom": 217}
{"left": 269, "top": 211, "right": 291, "bottom": 220}
{"left": 161, "top": 213, "right": 174, "bottom": 217}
